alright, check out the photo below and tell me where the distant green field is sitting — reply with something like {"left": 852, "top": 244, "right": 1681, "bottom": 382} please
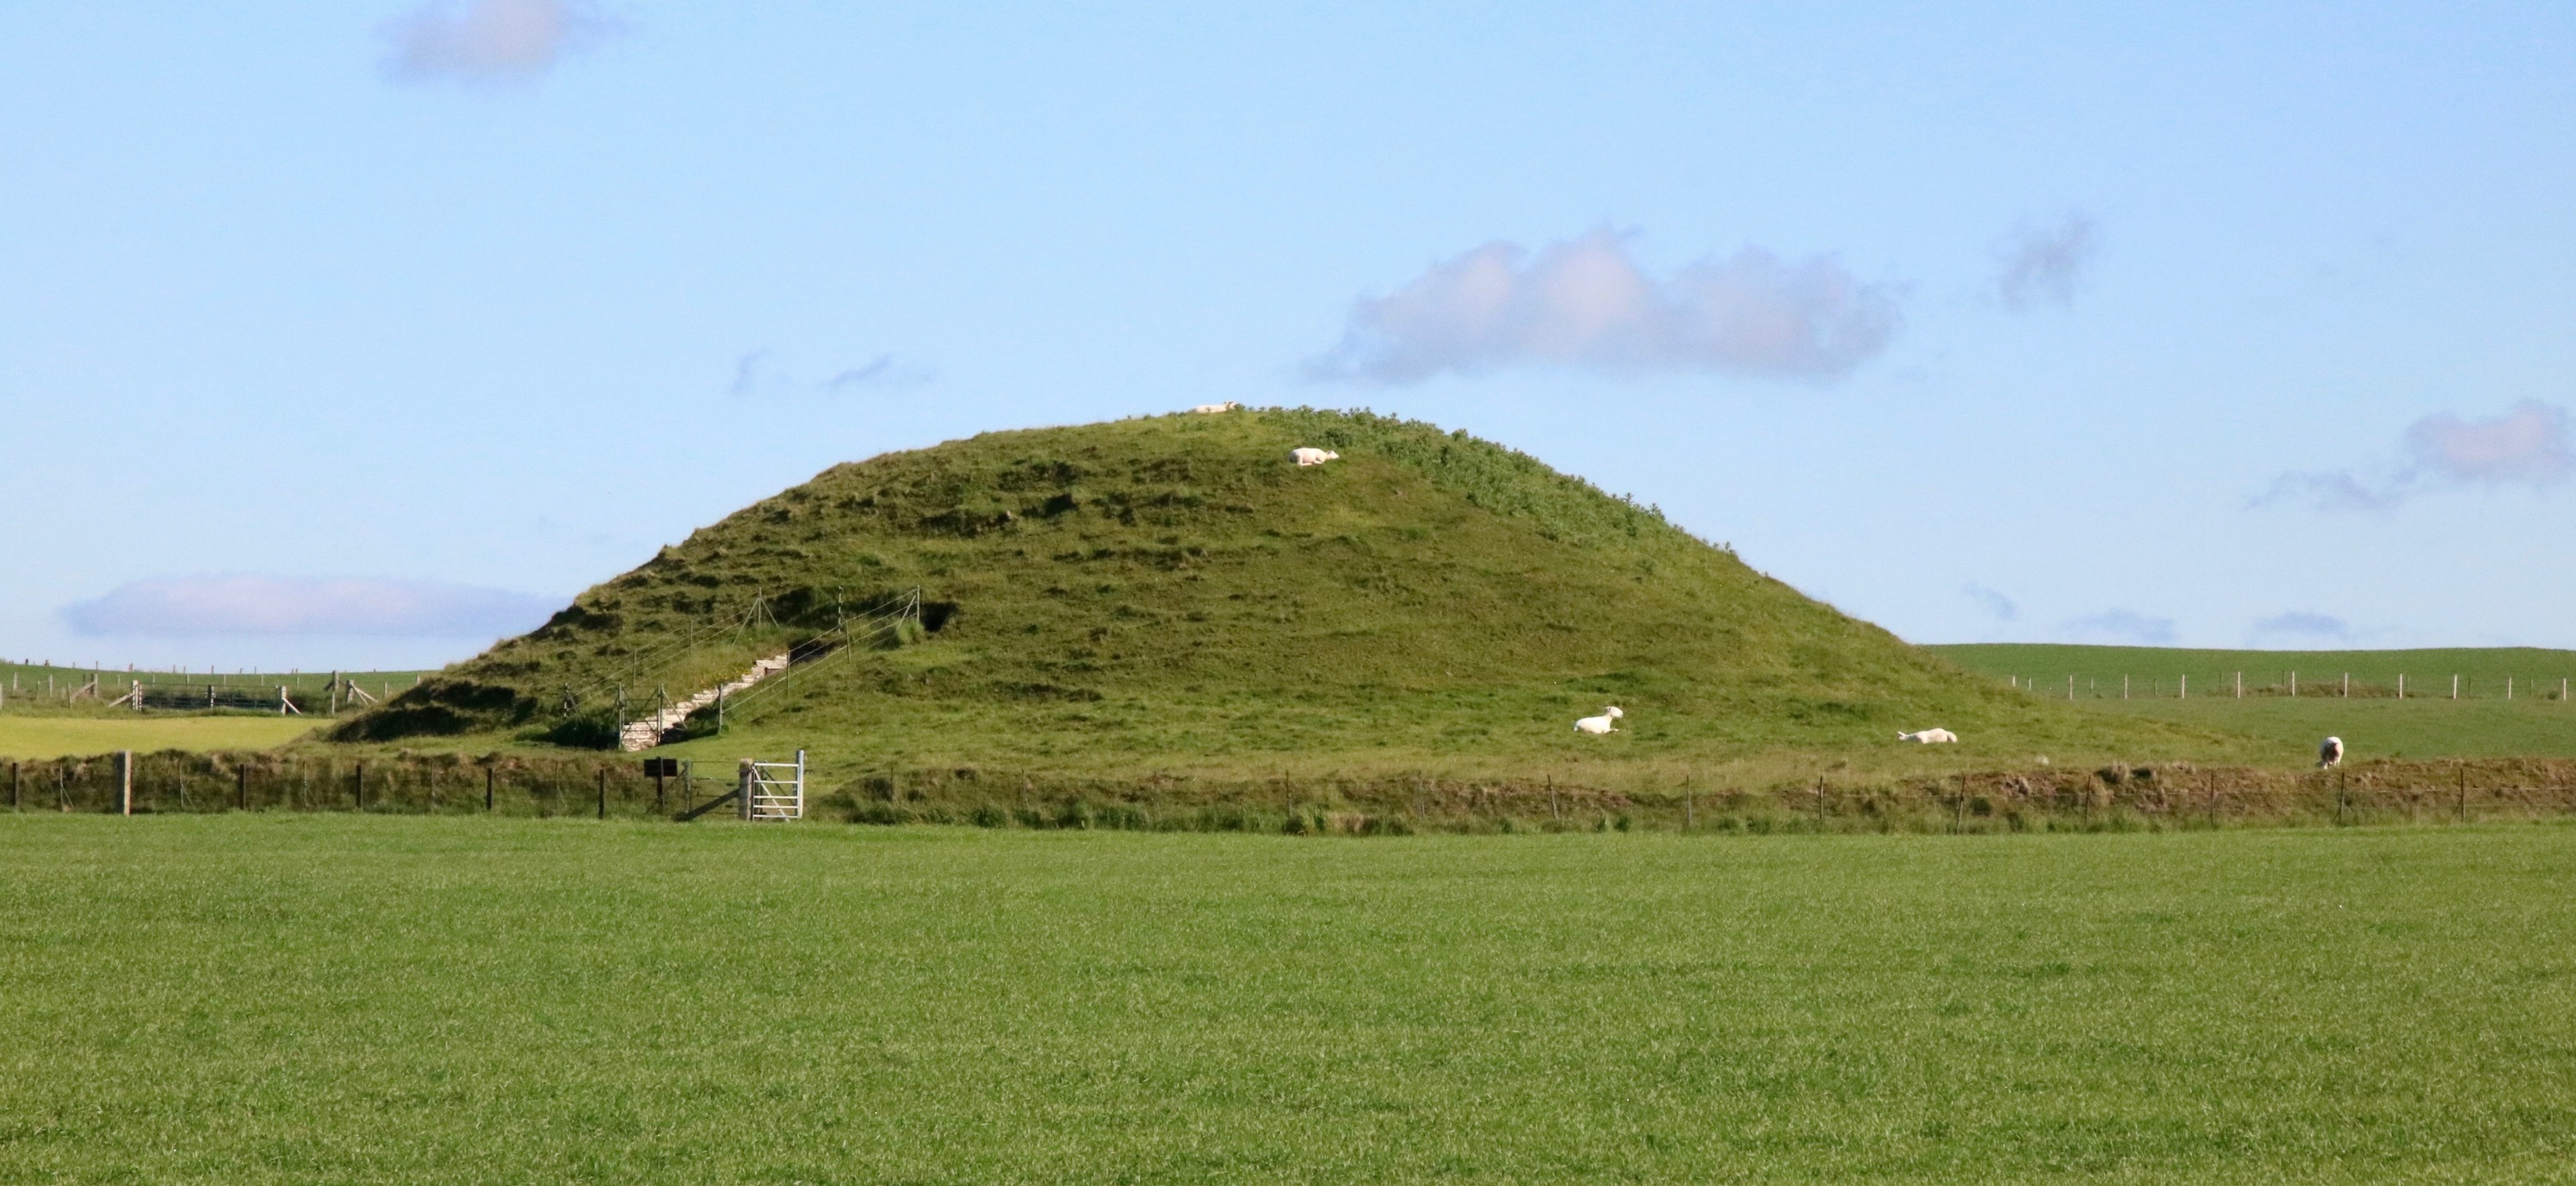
{"left": 1932, "top": 643, "right": 2576, "bottom": 701}
{"left": 0, "top": 715, "right": 323, "bottom": 759}
{"left": 1931, "top": 644, "right": 2576, "bottom": 763}
{"left": 5, "top": 817, "right": 2576, "bottom": 1182}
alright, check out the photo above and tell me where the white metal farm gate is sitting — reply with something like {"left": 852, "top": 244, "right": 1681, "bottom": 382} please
{"left": 738, "top": 751, "right": 806, "bottom": 821}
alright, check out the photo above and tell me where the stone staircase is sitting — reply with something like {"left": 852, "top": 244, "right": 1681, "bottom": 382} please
{"left": 617, "top": 652, "right": 790, "bottom": 752}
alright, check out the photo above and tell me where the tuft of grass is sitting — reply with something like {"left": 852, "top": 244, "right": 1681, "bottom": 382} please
{"left": 7, "top": 816, "right": 2576, "bottom": 1182}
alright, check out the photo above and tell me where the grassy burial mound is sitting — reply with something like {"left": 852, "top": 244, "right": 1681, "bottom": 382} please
{"left": 336, "top": 409, "right": 2213, "bottom": 785}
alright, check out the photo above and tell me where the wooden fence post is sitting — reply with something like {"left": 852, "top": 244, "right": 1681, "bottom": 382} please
{"left": 2342, "top": 672, "right": 2350, "bottom": 698}
{"left": 119, "top": 751, "right": 133, "bottom": 816}
{"left": 353, "top": 761, "right": 364, "bottom": 811}
{"left": 485, "top": 767, "right": 494, "bottom": 812}
{"left": 2453, "top": 675, "right": 2460, "bottom": 701}
{"left": 2235, "top": 671, "right": 2242, "bottom": 699}
{"left": 597, "top": 768, "right": 607, "bottom": 820}
{"left": 236, "top": 763, "right": 247, "bottom": 811}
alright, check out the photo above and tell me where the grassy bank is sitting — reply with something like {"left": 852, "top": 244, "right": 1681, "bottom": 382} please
{"left": 4, "top": 817, "right": 2575, "bottom": 1182}
{"left": 21, "top": 749, "right": 2576, "bottom": 833}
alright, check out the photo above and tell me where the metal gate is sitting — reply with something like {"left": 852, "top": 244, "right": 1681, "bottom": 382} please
{"left": 739, "top": 751, "right": 805, "bottom": 821}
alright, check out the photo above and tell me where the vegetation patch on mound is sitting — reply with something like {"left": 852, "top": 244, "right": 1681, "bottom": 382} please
{"left": 333, "top": 409, "right": 2224, "bottom": 781}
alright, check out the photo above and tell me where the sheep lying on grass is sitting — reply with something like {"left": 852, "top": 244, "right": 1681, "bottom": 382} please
{"left": 1898, "top": 728, "right": 1958, "bottom": 744}
{"left": 1190, "top": 401, "right": 1242, "bottom": 413}
{"left": 1291, "top": 447, "right": 1341, "bottom": 466}
{"left": 1575, "top": 707, "right": 1624, "bottom": 735}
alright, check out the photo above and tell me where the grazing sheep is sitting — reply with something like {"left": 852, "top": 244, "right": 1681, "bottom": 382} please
{"left": 1190, "top": 401, "right": 1242, "bottom": 413}
{"left": 2319, "top": 736, "right": 2344, "bottom": 769}
{"left": 1898, "top": 728, "right": 1958, "bottom": 744}
{"left": 1291, "top": 447, "right": 1341, "bottom": 466}
{"left": 1574, "top": 706, "right": 1625, "bottom": 735}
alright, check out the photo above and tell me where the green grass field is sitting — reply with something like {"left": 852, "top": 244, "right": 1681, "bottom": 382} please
{"left": 1934, "top": 645, "right": 2576, "bottom": 764}
{"left": 0, "top": 714, "right": 322, "bottom": 759}
{"left": 1932, "top": 643, "right": 2576, "bottom": 701}
{"left": 6, "top": 817, "right": 2576, "bottom": 1183}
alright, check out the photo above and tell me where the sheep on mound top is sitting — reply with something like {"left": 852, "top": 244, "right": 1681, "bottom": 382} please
{"left": 1291, "top": 447, "right": 1340, "bottom": 466}
{"left": 1575, "top": 706, "right": 1624, "bottom": 735}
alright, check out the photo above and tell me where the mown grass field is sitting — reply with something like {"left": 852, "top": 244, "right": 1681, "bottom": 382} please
{"left": 5, "top": 817, "right": 2575, "bottom": 1183}
{"left": 1933, "top": 644, "right": 2576, "bottom": 701}
{"left": 0, "top": 714, "right": 322, "bottom": 759}
{"left": 1936, "top": 645, "right": 2576, "bottom": 763}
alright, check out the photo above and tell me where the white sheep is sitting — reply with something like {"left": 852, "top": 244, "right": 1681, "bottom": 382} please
{"left": 2319, "top": 736, "right": 2344, "bottom": 769}
{"left": 1898, "top": 728, "right": 1958, "bottom": 744}
{"left": 1575, "top": 706, "right": 1624, "bottom": 735}
{"left": 1190, "top": 401, "right": 1242, "bottom": 413}
{"left": 1291, "top": 447, "right": 1341, "bottom": 466}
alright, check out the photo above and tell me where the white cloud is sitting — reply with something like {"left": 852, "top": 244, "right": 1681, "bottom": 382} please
{"left": 2251, "top": 611, "right": 2350, "bottom": 642}
{"left": 1303, "top": 229, "right": 1901, "bottom": 385}
{"left": 731, "top": 349, "right": 933, "bottom": 398}
{"left": 2060, "top": 609, "right": 2176, "bottom": 646}
{"left": 2405, "top": 401, "right": 2572, "bottom": 484}
{"left": 381, "top": 0, "right": 620, "bottom": 84}
{"left": 2257, "top": 401, "right": 2572, "bottom": 512}
{"left": 1996, "top": 212, "right": 2100, "bottom": 311}
{"left": 1962, "top": 584, "right": 2017, "bottom": 621}
{"left": 63, "top": 576, "right": 559, "bottom": 638}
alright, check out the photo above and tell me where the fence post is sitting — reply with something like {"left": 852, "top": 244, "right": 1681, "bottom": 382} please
{"left": 2342, "top": 672, "right": 2349, "bottom": 698}
{"left": 485, "top": 767, "right": 494, "bottom": 812}
{"left": 2453, "top": 675, "right": 2460, "bottom": 701}
{"left": 236, "top": 763, "right": 246, "bottom": 811}
{"left": 353, "top": 761, "right": 364, "bottom": 811}
{"left": 2235, "top": 671, "right": 2242, "bottom": 699}
{"left": 597, "top": 768, "right": 607, "bottom": 820}
{"left": 738, "top": 760, "right": 754, "bottom": 821}
{"left": 9, "top": 761, "right": 16, "bottom": 811}
{"left": 119, "top": 751, "right": 133, "bottom": 816}
{"left": 2399, "top": 674, "right": 2405, "bottom": 700}
{"left": 2180, "top": 674, "right": 2187, "bottom": 700}
{"left": 2123, "top": 675, "right": 2129, "bottom": 701}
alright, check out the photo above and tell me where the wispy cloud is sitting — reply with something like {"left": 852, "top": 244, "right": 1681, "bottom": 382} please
{"left": 2256, "top": 400, "right": 2572, "bottom": 511}
{"left": 2251, "top": 611, "right": 2350, "bottom": 642}
{"left": 731, "top": 349, "right": 933, "bottom": 398}
{"left": 63, "top": 576, "right": 559, "bottom": 638}
{"left": 381, "top": 0, "right": 621, "bottom": 84}
{"left": 1303, "top": 228, "right": 1901, "bottom": 385}
{"left": 1962, "top": 584, "right": 2017, "bottom": 621}
{"left": 1996, "top": 211, "right": 2100, "bottom": 311}
{"left": 2060, "top": 608, "right": 2176, "bottom": 646}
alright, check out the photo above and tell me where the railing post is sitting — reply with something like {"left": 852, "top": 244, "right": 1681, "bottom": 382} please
{"left": 738, "top": 759, "right": 754, "bottom": 821}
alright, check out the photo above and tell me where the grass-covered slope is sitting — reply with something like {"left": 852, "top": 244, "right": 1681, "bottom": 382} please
{"left": 342, "top": 410, "right": 2217, "bottom": 781}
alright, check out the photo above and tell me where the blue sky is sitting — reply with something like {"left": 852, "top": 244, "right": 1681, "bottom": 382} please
{"left": 4, "top": 3, "right": 2573, "bottom": 670}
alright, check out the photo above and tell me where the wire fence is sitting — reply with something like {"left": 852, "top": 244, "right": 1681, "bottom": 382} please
{"left": 15, "top": 751, "right": 2576, "bottom": 835}
{"left": 2005, "top": 671, "right": 2573, "bottom": 702}
{"left": 0, "top": 663, "right": 426, "bottom": 714}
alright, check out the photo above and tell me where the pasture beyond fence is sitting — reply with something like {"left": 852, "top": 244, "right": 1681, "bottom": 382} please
{"left": 0, "top": 662, "right": 423, "bottom": 715}
{"left": 12, "top": 750, "right": 2576, "bottom": 835}
{"left": 2007, "top": 671, "right": 2572, "bottom": 701}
